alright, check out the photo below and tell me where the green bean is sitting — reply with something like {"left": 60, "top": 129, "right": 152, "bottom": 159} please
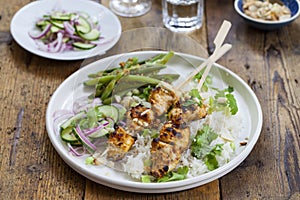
{"left": 83, "top": 75, "right": 116, "bottom": 86}
{"left": 123, "top": 57, "right": 139, "bottom": 68}
{"left": 100, "top": 72, "right": 124, "bottom": 100}
{"left": 113, "top": 75, "right": 161, "bottom": 94}
{"left": 124, "top": 75, "right": 161, "bottom": 85}
{"left": 87, "top": 67, "right": 120, "bottom": 78}
{"left": 113, "top": 88, "right": 133, "bottom": 98}
{"left": 149, "top": 74, "right": 180, "bottom": 83}
{"left": 146, "top": 51, "right": 174, "bottom": 65}
{"left": 130, "top": 64, "right": 167, "bottom": 75}
{"left": 94, "top": 83, "right": 105, "bottom": 97}
{"left": 102, "top": 97, "right": 112, "bottom": 105}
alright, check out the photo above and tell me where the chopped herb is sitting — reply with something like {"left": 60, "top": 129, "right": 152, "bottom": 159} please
{"left": 137, "top": 85, "right": 154, "bottom": 100}
{"left": 157, "top": 166, "right": 189, "bottom": 182}
{"left": 141, "top": 175, "right": 152, "bottom": 183}
{"left": 191, "top": 125, "right": 224, "bottom": 170}
{"left": 183, "top": 89, "right": 203, "bottom": 107}
{"left": 85, "top": 156, "right": 95, "bottom": 165}
{"left": 205, "top": 144, "right": 223, "bottom": 170}
{"left": 182, "top": 99, "right": 198, "bottom": 107}
{"left": 191, "top": 125, "right": 218, "bottom": 159}
{"left": 194, "top": 69, "right": 212, "bottom": 92}
{"left": 226, "top": 93, "right": 238, "bottom": 115}
{"left": 142, "top": 129, "right": 159, "bottom": 138}
{"left": 208, "top": 86, "right": 238, "bottom": 115}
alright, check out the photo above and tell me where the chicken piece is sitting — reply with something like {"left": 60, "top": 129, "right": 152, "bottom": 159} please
{"left": 168, "top": 101, "right": 207, "bottom": 125}
{"left": 159, "top": 121, "right": 190, "bottom": 152}
{"left": 168, "top": 106, "right": 183, "bottom": 125}
{"left": 182, "top": 104, "right": 207, "bottom": 122}
{"left": 148, "top": 87, "right": 178, "bottom": 117}
{"left": 106, "top": 125, "right": 135, "bottom": 161}
{"left": 126, "top": 104, "right": 156, "bottom": 131}
{"left": 150, "top": 139, "right": 178, "bottom": 178}
{"left": 150, "top": 121, "right": 190, "bottom": 178}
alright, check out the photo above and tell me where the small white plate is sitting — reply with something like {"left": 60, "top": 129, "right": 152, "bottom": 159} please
{"left": 10, "top": 0, "right": 122, "bottom": 60}
{"left": 46, "top": 51, "right": 263, "bottom": 193}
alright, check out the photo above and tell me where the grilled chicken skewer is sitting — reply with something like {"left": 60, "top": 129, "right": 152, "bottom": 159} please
{"left": 149, "top": 21, "right": 232, "bottom": 178}
{"left": 148, "top": 86, "right": 208, "bottom": 178}
{"left": 106, "top": 84, "right": 208, "bottom": 176}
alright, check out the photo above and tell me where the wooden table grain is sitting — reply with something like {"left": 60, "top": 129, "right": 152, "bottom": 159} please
{"left": 1, "top": 0, "right": 299, "bottom": 199}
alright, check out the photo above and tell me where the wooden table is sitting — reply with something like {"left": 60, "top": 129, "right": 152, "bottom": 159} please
{"left": 1, "top": 0, "right": 299, "bottom": 199}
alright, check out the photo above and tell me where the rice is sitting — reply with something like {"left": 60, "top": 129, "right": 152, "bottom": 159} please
{"left": 93, "top": 107, "right": 245, "bottom": 181}
{"left": 122, "top": 134, "right": 152, "bottom": 179}
{"left": 93, "top": 80, "right": 246, "bottom": 181}
{"left": 110, "top": 110, "right": 244, "bottom": 180}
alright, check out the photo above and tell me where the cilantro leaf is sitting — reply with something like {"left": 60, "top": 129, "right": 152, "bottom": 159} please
{"left": 191, "top": 125, "right": 224, "bottom": 171}
{"left": 182, "top": 99, "right": 198, "bottom": 107}
{"left": 205, "top": 144, "right": 223, "bottom": 170}
{"left": 190, "top": 88, "right": 202, "bottom": 100}
{"left": 205, "top": 154, "right": 219, "bottom": 170}
{"left": 194, "top": 69, "right": 212, "bottom": 92}
{"left": 226, "top": 93, "right": 238, "bottom": 115}
{"left": 208, "top": 86, "right": 238, "bottom": 115}
{"left": 182, "top": 89, "right": 203, "bottom": 107}
{"left": 141, "top": 175, "right": 152, "bottom": 183}
{"left": 157, "top": 166, "right": 189, "bottom": 183}
{"left": 191, "top": 125, "right": 218, "bottom": 159}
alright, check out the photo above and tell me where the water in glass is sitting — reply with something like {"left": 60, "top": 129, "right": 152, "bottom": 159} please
{"left": 162, "top": 0, "right": 203, "bottom": 32}
{"left": 110, "top": 0, "right": 152, "bottom": 17}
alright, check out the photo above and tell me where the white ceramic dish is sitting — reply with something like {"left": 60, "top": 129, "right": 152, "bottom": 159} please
{"left": 10, "top": 0, "right": 121, "bottom": 60}
{"left": 46, "top": 51, "right": 263, "bottom": 193}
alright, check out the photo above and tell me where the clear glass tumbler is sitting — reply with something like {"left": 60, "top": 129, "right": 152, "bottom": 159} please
{"left": 162, "top": 0, "right": 203, "bottom": 33}
{"left": 109, "top": 0, "right": 152, "bottom": 17}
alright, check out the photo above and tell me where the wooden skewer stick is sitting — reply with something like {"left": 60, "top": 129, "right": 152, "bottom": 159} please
{"left": 176, "top": 20, "right": 232, "bottom": 90}
{"left": 197, "top": 43, "right": 232, "bottom": 90}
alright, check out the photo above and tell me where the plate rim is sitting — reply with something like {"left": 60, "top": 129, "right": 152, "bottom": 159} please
{"left": 46, "top": 51, "right": 263, "bottom": 192}
{"left": 10, "top": 0, "right": 122, "bottom": 60}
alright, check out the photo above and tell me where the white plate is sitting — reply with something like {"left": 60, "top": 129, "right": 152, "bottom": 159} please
{"left": 10, "top": 0, "right": 121, "bottom": 60}
{"left": 46, "top": 51, "right": 263, "bottom": 193}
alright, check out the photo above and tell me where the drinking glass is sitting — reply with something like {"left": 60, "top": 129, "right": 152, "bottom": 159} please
{"left": 162, "top": 0, "right": 203, "bottom": 32}
{"left": 109, "top": 0, "right": 152, "bottom": 17}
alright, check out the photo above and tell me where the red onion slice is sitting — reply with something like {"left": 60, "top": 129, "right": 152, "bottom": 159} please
{"left": 63, "top": 21, "right": 75, "bottom": 35}
{"left": 75, "top": 126, "right": 97, "bottom": 152}
{"left": 28, "top": 24, "right": 52, "bottom": 39}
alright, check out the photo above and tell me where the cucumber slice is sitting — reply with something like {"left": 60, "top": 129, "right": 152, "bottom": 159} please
{"left": 36, "top": 20, "right": 50, "bottom": 28}
{"left": 96, "top": 105, "right": 119, "bottom": 122}
{"left": 75, "top": 16, "right": 91, "bottom": 34}
{"left": 62, "top": 37, "right": 70, "bottom": 43}
{"left": 61, "top": 111, "right": 85, "bottom": 130}
{"left": 78, "top": 29, "right": 100, "bottom": 41}
{"left": 50, "top": 13, "right": 71, "bottom": 21}
{"left": 60, "top": 127, "right": 81, "bottom": 145}
{"left": 112, "top": 103, "right": 127, "bottom": 121}
{"left": 72, "top": 42, "right": 96, "bottom": 50}
{"left": 72, "top": 127, "right": 96, "bottom": 153}
{"left": 88, "top": 118, "right": 114, "bottom": 139}
{"left": 50, "top": 20, "right": 64, "bottom": 29}
{"left": 50, "top": 26, "right": 61, "bottom": 33}
{"left": 88, "top": 128, "right": 109, "bottom": 139}
{"left": 79, "top": 12, "right": 90, "bottom": 20}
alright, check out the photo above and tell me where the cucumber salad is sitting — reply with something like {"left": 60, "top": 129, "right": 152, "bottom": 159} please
{"left": 29, "top": 11, "right": 103, "bottom": 52}
{"left": 54, "top": 52, "right": 247, "bottom": 183}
